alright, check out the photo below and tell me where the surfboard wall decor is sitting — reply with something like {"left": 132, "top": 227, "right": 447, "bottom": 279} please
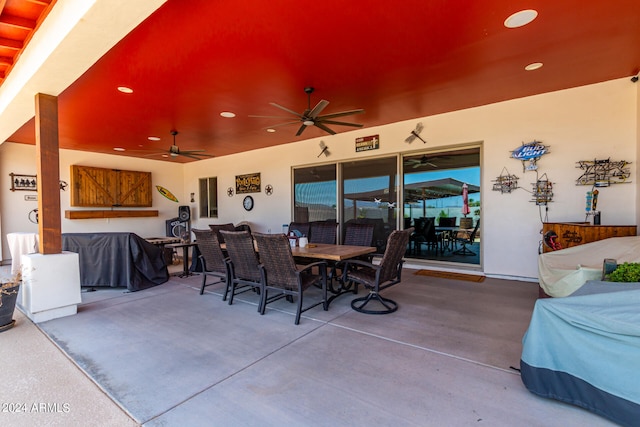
{"left": 156, "top": 185, "right": 179, "bottom": 202}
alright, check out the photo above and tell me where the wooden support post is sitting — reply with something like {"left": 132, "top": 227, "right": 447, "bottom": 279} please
{"left": 35, "top": 93, "right": 62, "bottom": 254}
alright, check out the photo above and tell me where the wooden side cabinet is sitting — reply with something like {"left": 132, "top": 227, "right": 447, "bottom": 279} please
{"left": 71, "top": 165, "right": 152, "bottom": 207}
{"left": 542, "top": 222, "right": 637, "bottom": 252}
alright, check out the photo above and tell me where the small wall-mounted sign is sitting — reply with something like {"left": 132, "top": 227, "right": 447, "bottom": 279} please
{"left": 355, "top": 135, "right": 379, "bottom": 152}
{"left": 236, "top": 172, "right": 261, "bottom": 194}
{"left": 24, "top": 195, "right": 38, "bottom": 201}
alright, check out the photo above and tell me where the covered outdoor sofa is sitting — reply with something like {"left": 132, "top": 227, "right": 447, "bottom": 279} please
{"left": 522, "top": 237, "right": 640, "bottom": 425}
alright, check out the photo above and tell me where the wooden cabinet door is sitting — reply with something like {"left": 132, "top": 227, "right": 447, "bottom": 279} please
{"left": 71, "top": 165, "right": 152, "bottom": 207}
{"left": 116, "top": 169, "right": 152, "bottom": 207}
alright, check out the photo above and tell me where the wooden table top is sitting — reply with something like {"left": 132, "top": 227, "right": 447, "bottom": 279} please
{"left": 220, "top": 241, "right": 377, "bottom": 262}
{"left": 291, "top": 243, "right": 376, "bottom": 261}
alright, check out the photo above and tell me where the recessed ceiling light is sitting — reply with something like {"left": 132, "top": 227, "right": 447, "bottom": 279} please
{"left": 266, "top": 128, "right": 276, "bottom": 133}
{"left": 117, "top": 86, "right": 133, "bottom": 93}
{"left": 220, "top": 111, "right": 236, "bottom": 118}
{"left": 525, "top": 62, "right": 543, "bottom": 71}
{"left": 148, "top": 136, "right": 161, "bottom": 141}
{"left": 504, "top": 9, "right": 538, "bottom": 28}
{"left": 113, "top": 147, "right": 125, "bottom": 151}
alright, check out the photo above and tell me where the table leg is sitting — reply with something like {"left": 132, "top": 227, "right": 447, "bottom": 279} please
{"left": 179, "top": 246, "right": 191, "bottom": 278}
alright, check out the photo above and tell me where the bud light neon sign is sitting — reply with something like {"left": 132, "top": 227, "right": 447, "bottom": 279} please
{"left": 511, "top": 141, "right": 548, "bottom": 171}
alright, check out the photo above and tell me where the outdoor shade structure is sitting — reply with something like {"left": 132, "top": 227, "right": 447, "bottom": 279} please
{"left": 343, "top": 178, "right": 480, "bottom": 220}
{"left": 404, "top": 179, "right": 480, "bottom": 218}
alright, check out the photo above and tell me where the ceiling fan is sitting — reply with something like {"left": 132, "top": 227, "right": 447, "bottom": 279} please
{"left": 405, "top": 154, "right": 439, "bottom": 168}
{"left": 250, "top": 87, "right": 365, "bottom": 136}
{"left": 146, "top": 130, "right": 214, "bottom": 160}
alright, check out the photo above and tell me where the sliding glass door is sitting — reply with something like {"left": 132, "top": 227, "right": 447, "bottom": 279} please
{"left": 402, "top": 147, "right": 481, "bottom": 264}
{"left": 291, "top": 145, "right": 481, "bottom": 265}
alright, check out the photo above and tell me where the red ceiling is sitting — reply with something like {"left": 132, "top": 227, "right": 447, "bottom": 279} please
{"left": 0, "top": 0, "right": 54, "bottom": 81}
{"left": 5, "top": 0, "right": 640, "bottom": 162}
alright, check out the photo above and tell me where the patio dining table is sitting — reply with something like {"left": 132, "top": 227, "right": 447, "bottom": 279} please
{"left": 291, "top": 243, "right": 377, "bottom": 307}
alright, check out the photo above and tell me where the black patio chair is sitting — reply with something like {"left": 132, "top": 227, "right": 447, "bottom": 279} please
{"left": 454, "top": 219, "right": 480, "bottom": 256}
{"left": 341, "top": 228, "right": 413, "bottom": 314}
{"left": 411, "top": 217, "right": 440, "bottom": 255}
{"left": 220, "top": 230, "right": 262, "bottom": 310}
{"left": 192, "top": 228, "right": 228, "bottom": 295}
{"left": 309, "top": 221, "right": 337, "bottom": 244}
{"left": 288, "top": 222, "right": 310, "bottom": 238}
{"left": 253, "top": 233, "right": 328, "bottom": 325}
{"left": 208, "top": 223, "right": 236, "bottom": 244}
{"left": 333, "top": 222, "right": 376, "bottom": 280}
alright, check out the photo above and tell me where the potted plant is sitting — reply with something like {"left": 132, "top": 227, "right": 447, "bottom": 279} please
{"left": 607, "top": 262, "right": 640, "bottom": 282}
{"left": 0, "top": 271, "right": 21, "bottom": 332}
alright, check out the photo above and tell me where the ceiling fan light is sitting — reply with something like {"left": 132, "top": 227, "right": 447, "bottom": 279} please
{"left": 303, "top": 119, "right": 314, "bottom": 126}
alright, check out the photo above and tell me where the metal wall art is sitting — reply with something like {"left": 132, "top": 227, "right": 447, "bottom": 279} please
{"left": 531, "top": 173, "right": 554, "bottom": 205}
{"left": 9, "top": 173, "right": 37, "bottom": 191}
{"left": 492, "top": 167, "right": 519, "bottom": 193}
{"left": 511, "top": 141, "right": 549, "bottom": 172}
{"left": 317, "top": 141, "right": 330, "bottom": 157}
{"left": 575, "top": 158, "right": 631, "bottom": 187}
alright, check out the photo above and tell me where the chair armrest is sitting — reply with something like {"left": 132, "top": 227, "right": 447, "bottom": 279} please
{"left": 298, "top": 260, "right": 328, "bottom": 274}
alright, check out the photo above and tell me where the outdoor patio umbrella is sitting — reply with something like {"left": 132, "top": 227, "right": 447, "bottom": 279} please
{"left": 462, "top": 183, "right": 470, "bottom": 216}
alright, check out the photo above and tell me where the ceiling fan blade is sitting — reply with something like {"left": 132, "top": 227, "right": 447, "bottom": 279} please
{"left": 180, "top": 153, "right": 208, "bottom": 160}
{"left": 317, "top": 109, "right": 365, "bottom": 120}
{"left": 319, "top": 119, "right": 363, "bottom": 128}
{"left": 181, "top": 151, "right": 214, "bottom": 157}
{"left": 269, "top": 102, "right": 304, "bottom": 118}
{"left": 260, "top": 121, "right": 301, "bottom": 129}
{"left": 313, "top": 122, "right": 337, "bottom": 135}
{"left": 308, "top": 100, "right": 329, "bottom": 119}
{"left": 248, "top": 114, "right": 297, "bottom": 119}
{"left": 295, "top": 123, "right": 308, "bottom": 136}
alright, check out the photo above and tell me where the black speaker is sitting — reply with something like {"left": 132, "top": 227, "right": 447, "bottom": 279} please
{"left": 178, "top": 205, "right": 191, "bottom": 222}
{"left": 166, "top": 218, "right": 187, "bottom": 238}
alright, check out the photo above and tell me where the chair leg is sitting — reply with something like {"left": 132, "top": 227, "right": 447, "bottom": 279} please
{"left": 453, "top": 243, "right": 476, "bottom": 256}
{"left": 228, "top": 281, "right": 236, "bottom": 305}
{"left": 295, "top": 291, "right": 303, "bottom": 325}
{"left": 200, "top": 274, "right": 207, "bottom": 295}
{"left": 351, "top": 291, "right": 398, "bottom": 314}
{"left": 259, "top": 289, "right": 268, "bottom": 315}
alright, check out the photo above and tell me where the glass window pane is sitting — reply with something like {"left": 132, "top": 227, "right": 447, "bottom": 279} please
{"left": 198, "top": 177, "right": 218, "bottom": 218}
{"left": 293, "top": 164, "right": 337, "bottom": 222}
{"left": 342, "top": 157, "right": 397, "bottom": 252}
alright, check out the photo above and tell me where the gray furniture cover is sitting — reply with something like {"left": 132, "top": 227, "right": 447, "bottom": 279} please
{"left": 521, "top": 281, "right": 640, "bottom": 426}
{"left": 62, "top": 232, "right": 169, "bottom": 291}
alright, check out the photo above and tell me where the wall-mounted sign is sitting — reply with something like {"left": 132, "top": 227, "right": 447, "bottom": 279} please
{"left": 236, "top": 172, "right": 261, "bottom": 194}
{"left": 10, "top": 173, "right": 37, "bottom": 191}
{"left": 355, "top": 135, "right": 379, "bottom": 152}
{"left": 511, "top": 141, "right": 549, "bottom": 171}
